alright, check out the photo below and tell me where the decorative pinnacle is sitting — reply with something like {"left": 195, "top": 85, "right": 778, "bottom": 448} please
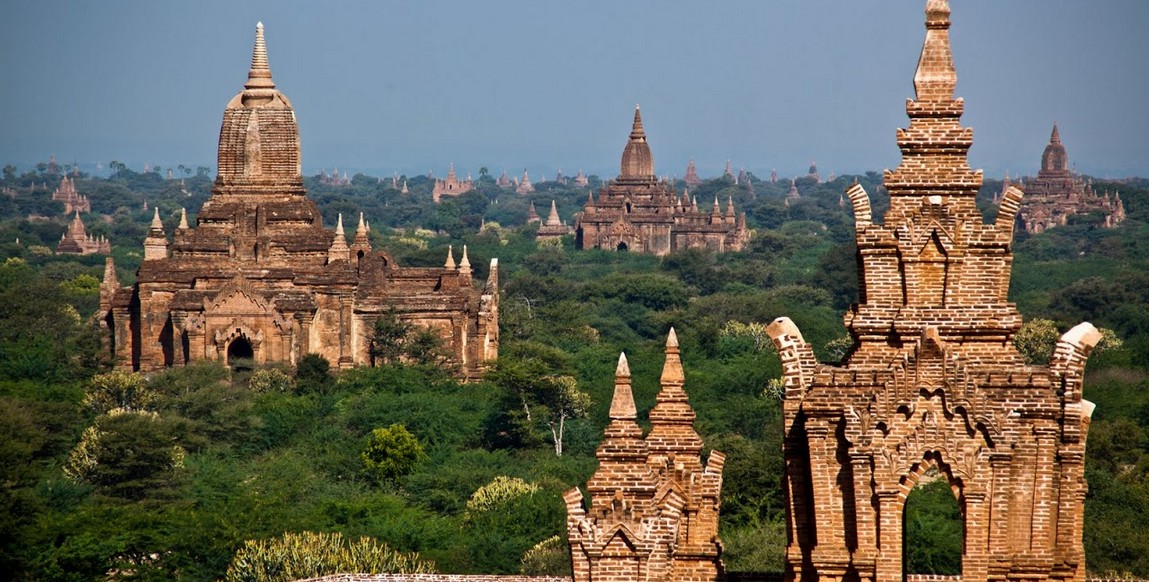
{"left": 150, "top": 207, "right": 163, "bottom": 230}
{"left": 459, "top": 245, "right": 471, "bottom": 270}
{"left": 630, "top": 105, "right": 645, "bottom": 139}
{"left": 1051, "top": 123, "right": 1061, "bottom": 144}
{"left": 660, "top": 328, "right": 685, "bottom": 386}
{"left": 913, "top": 0, "right": 956, "bottom": 102}
{"left": 445, "top": 244, "right": 456, "bottom": 269}
{"left": 616, "top": 352, "right": 630, "bottom": 377}
{"left": 610, "top": 353, "right": 636, "bottom": 420}
{"left": 356, "top": 212, "right": 367, "bottom": 236}
{"left": 335, "top": 213, "right": 345, "bottom": 236}
{"left": 178, "top": 208, "right": 189, "bottom": 229}
{"left": 245, "top": 21, "right": 275, "bottom": 90}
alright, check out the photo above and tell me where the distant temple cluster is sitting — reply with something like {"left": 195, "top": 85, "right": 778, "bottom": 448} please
{"left": 432, "top": 163, "right": 474, "bottom": 202}
{"left": 1012, "top": 124, "right": 1125, "bottom": 233}
{"left": 318, "top": 167, "right": 351, "bottom": 186}
{"left": 99, "top": 23, "right": 498, "bottom": 377}
{"left": 574, "top": 108, "right": 749, "bottom": 255}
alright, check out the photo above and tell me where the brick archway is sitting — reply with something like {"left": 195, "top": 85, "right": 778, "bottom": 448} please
{"left": 765, "top": 3, "right": 1102, "bottom": 582}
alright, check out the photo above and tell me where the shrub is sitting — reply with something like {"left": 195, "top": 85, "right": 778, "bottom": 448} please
{"left": 224, "top": 531, "right": 435, "bottom": 582}
{"left": 361, "top": 424, "right": 427, "bottom": 482}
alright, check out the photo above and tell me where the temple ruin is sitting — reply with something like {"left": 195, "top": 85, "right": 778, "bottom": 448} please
{"left": 1016, "top": 124, "right": 1125, "bottom": 233}
{"left": 765, "top": 2, "right": 1100, "bottom": 581}
{"left": 100, "top": 23, "right": 498, "bottom": 377}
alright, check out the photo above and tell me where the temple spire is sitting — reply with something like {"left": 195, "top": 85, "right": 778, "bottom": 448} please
{"left": 444, "top": 244, "right": 456, "bottom": 269}
{"left": 150, "top": 207, "right": 164, "bottom": 231}
{"left": 630, "top": 105, "right": 645, "bottom": 140}
{"left": 546, "top": 200, "right": 562, "bottom": 226}
{"left": 913, "top": 0, "right": 956, "bottom": 102}
{"left": 609, "top": 353, "right": 636, "bottom": 420}
{"left": 1051, "top": 122, "right": 1061, "bottom": 144}
{"left": 245, "top": 22, "right": 275, "bottom": 91}
{"left": 178, "top": 208, "right": 189, "bottom": 229}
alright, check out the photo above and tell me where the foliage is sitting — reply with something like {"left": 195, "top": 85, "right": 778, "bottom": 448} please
{"left": 465, "top": 475, "right": 540, "bottom": 520}
{"left": 224, "top": 531, "right": 435, "bottom": 582}
{"left": 1014, "top": 318, "right": 1124, "bottom": 365}
{"left": 904, "top": 479, "right": 962, "bottom": 575}
{"left": 295, "top": 353, "right": 332, "bottom": 394}
{"left": 520, "top": 535, "right": 571, "bottom": 576}
{"left": 63, "top": 409, "right": 187, "bottom": 500}
{"left": 361, "top": 424, "right": 428, "bottom": 482}
{"left": 248, "top": 367, "right": 295, "bottom": 394}
{"left": 83, "top": 370, "right": 155, "bottom": 414}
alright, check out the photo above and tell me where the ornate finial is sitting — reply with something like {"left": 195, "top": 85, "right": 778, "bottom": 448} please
{"left": 335, "top": 213, "right": 345, "bottom": 236}
{"left": 630, "top": 105, "right": 645, "bottom": 139}
{"left": 616, "top": 352, "right": 630, "bottom": 377}
{"left": 245, "top": 21, "right": 275, "bottom": 91}
{"left": 459, "top": 245, "right": 471, "bottom": 270}
{"left": 150, "top": 207, "right": 163, "bottom": 230}
{"left": 660, "top": 328, "right": 685, "bottom": 386}
{"left": 356, "top": 212, "right": 367, "bottom": 235}
{"left": 666, "top": 327, "right": 679, "bottom": 349}
{"left": 178, "top": 207, "right": 189, "bottom": 229}
{"left": 445, "top": 244, "right": 456, "bottom": 269}
{"left": 913, "top": 0, "right": 956, "bottom": 102}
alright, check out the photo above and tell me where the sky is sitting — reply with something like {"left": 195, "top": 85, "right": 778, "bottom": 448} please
{"left": 2, "top": 1, "right": 1147, "bottom": 180}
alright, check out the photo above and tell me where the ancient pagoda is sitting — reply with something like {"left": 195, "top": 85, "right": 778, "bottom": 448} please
{"left": 535, "top": 200, "right": 571, "bottom": 242}
{"left": 1017, "top": 124, "right": 1125, "bottom": 233}
{"left": 575, "top": 107, "right": 749, "bottom": 255}
{"left": 765, "top": 2, "right": 1100, "bottom": 581}
{"left": 56, "top": 211, "right": 110, "bottom": 255}
{"left": 431, "top": 162, "right": 474, "bottom": 203}
{"left": 101, "top": 23, "right": 498, "bottom": 377}
{"left": 51, "top": 175, "right": 90, "bottom": 214}
{"left": 565, "top": 329, "right": 725, "bottom": 582}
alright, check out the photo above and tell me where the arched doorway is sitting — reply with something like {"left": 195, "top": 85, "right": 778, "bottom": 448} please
{"left": 227, "top": 336, "right": 255, "bottom": 372}
{"left": 617, "top": 241, "right": 628, "bottom": 252}
{"left": 903, "top": 476, "right": 963, "bottom": 576}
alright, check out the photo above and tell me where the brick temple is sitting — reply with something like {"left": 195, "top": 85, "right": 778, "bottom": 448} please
{"left": 432, "top": 163, "right": 474, "bottom": 203}
{"left": 765, "top": 2, "right": 1100, "bottom": 581}
{"left": 51, "top": 174, "right": 90, "bottom": 214}
{"left": 1016, "top": 124, "right": 1125, "bottom": 233}
{"left": 56, "top": 210, "right": 110, "bottom": 255}
{"left": 100, "top": 23, "right": 498, "bottom": 377}
{"left": 574, "top": 107, "right": 749, "bottom": 255}
{"left": 565, "top": 329, "right": 726, "bottom": 582}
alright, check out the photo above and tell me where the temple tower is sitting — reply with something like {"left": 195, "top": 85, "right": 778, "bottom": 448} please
{"left": 765, "top": 3, "right": 1100, "bottom": 582}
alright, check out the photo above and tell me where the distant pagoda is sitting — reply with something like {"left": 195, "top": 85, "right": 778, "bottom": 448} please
{"left": 1017, "top": 124, "right": 1125, "bottom": 233}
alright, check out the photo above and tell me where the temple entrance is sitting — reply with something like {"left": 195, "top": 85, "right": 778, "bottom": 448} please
{"left": 617, "top": 242, "right": 628, "bottom": 251}
{"left": 227, "top": 336, "right": 255, "bottom": 372}
{"left": 903, "top": 477, "right": 963, "bottom": 577}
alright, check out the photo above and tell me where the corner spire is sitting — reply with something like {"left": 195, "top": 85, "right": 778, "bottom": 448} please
{"left": 245, "top": 22, "right": 275, "bottom": 91}
{"left": 444, "top": 244, "right": 456, "bottom": 269}
{"left": 913, "top": 0, "right": 956, "bottom": 102}
{"left": 610, "top": 353, "right": 636, "bottom": 420}
{"left": 150, "top": 207, "right": 164, "bottom": 231}
{"left": 178, "top": 207, "right": 189, "bottom": 229}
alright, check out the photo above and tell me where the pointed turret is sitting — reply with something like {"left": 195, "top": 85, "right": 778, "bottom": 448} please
{"left": 587, "top": 352, "right": 651, "bottom": 500}
{"left": 143, "top": 207, "right": 168, "bottom": 261}
{"left": 725, "top": 196, "right": 736, "bottom": 222}
{"left": 100, "top": 256, "right": 120, "bottom": 312}
{"left": 327, "top": 213, "right": 350, "bottom": 263}
{"left": 619, "top": 105, "right": 655, "bottom": 180}
{"left": 526, "top": 200, "right": 541, "bottom": 223}
{"left": 458, "top": 245, "right": 472, "bottom": 285}
{"left": 444, "top": 245, "right": 456, "bottom": 269}
{"left": 645, "top": 328, "right": 704, "bottom": 469}
{"left": 178, "top": 207, "right": 189, "bottom": 230}
{"left": 545, "top": 200, "right": 562, "bottom": 227}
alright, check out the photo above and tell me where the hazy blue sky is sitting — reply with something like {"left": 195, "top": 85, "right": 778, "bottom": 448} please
{"left": 2, "top": 1, "right": 1147, "bottom": 179}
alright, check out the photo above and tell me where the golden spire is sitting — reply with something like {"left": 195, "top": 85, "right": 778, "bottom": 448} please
{"left": 245, "top": 22, "right": 276, "bottom": 91}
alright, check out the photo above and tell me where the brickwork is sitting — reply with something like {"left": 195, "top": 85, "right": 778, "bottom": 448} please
{"left": 765, "top": 3, "right": 1100, "bottom": 582}
{"left": 575, "top": 107, "right": 749, "bottom": 256}
{"left": 1015, "top": 124, "right": 1125, "bottom": 233}
{"left": 565, "top": 330, "right": 725, "bottom": 582}
{"left": 295, "top": 576, "right": 567, "bottom": 582}
{"left": 51, "top": 175, "right": 90, "bottom": 214}
{"left": 100, "top": 23, "right": 497, "bottom": 378}
{"left": 535, "top": 200, "right": 572, "bottom": 242}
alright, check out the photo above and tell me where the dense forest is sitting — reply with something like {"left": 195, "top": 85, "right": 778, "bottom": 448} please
{"left": 1, "top": 164, "right": 1148, "bottom": 580}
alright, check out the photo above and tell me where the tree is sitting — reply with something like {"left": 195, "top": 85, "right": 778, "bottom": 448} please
{"left": 538, "top": 375, "right": 590, "bottom": 457}
{"left": 361, "top": 424, "right": 427, "bottom": 481}
{"left": 83, "top": 370, "right": 157, "bottom": 414}
{"left": 63, "top": 410, "right": 186, "bottom": 500}
{"left": 2, "top": 164, "right": 15, "bottom": 181}
{"left": 1014, "top": 318, "right": 1123, "bottom": 365}
{"left": 369, "top": 309, "right": 413, "bottom": 365}
{"left": 294, "top": 353, "right": 332, "bottom": 394}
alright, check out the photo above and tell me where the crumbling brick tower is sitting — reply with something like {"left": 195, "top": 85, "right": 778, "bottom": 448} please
{"left": 565, "top": 329, "right": 726, "bottom": 582}
{"left": 765, "top": 2, "right": 1101, "bottom": 582}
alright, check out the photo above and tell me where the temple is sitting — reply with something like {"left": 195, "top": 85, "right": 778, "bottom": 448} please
{"left": 432, "top": 163, "right": 474, "bottom": 203}
{"left": 100, "top": 23, "right": 498, "bottom": 377}
{"left": 565, "top": 330, "right": 725, "bottom": 582}
{"left": 534, "top": 200, "right": 571, "bottom": 242}
{"left": 1017, "top": 124, "right": 1125, "bottom": 233}
{"left": 51, "top": 175, "right": 90, "bottom": 214}
{"left": 574, "top": 107, "right": 749, "bottom": 255}
{"left": 56, "top": 211, "right": 110, "bottom": 255}
{"left": 683, "top": 159, "right": 702, "bottom": 187}
{"left": 515, "top": 169, "right": 535, "bottom": 194}
{"left": 765, "top": 2, "right": 1100, "bottom": 581}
